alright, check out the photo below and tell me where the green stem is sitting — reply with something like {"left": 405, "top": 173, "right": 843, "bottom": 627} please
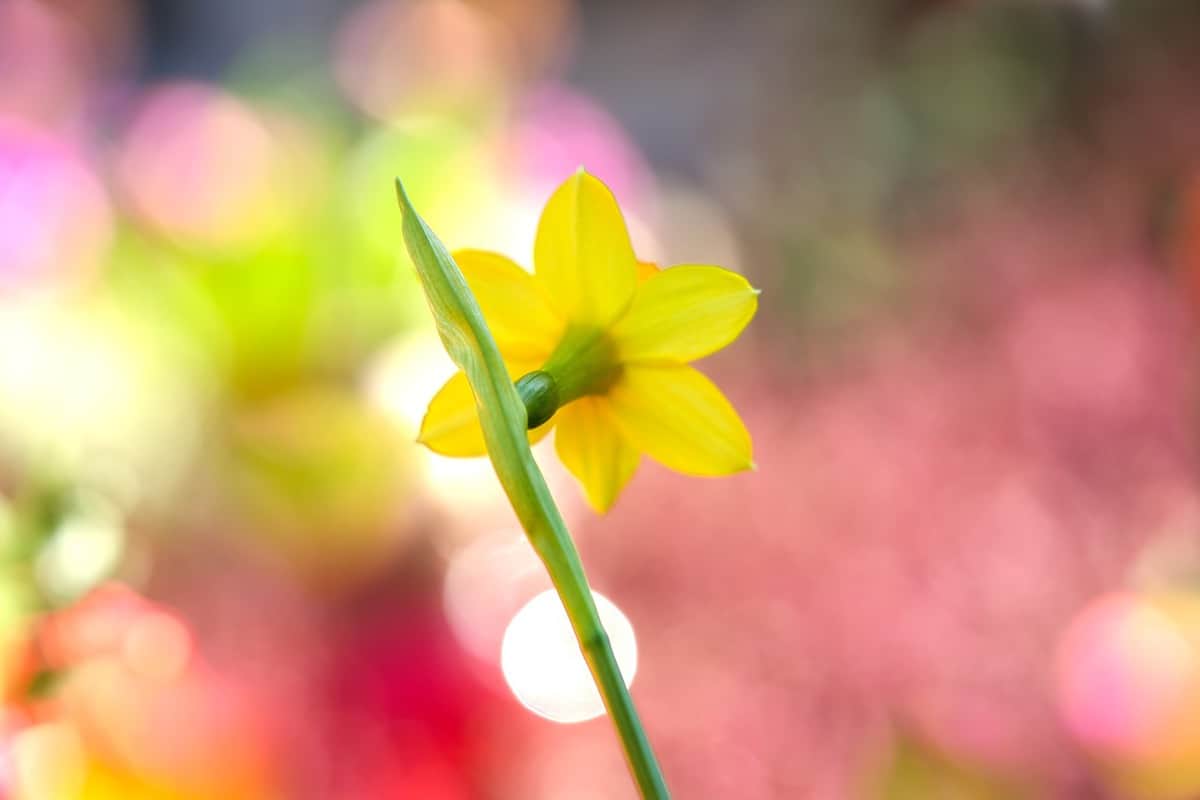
{"left": 472, "top": 360, "right": 670, "bottom": 797}
{"left": 394, "top": 179, "right": 670, "bottom": 799}
{"left": 526, "top": 493, "right": 671, "bottom": 800}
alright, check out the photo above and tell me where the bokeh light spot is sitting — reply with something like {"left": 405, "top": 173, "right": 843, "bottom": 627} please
{"left": 10, "top": 722, "right": 85, "bottom": 800}
{"left": 0, "top": 119, "right": 113, "bottom": 290}
{"left": 117, "top": 83, "right": 282, "bottom": 251}
{"left": 501, "top": 589, "right": 637, "bottom": 724}
{"left": 1057, "top": 592, "right": 1200, "bottom": 756}
{"left": 34, "top": 495, "right": 124, "bottom": 605}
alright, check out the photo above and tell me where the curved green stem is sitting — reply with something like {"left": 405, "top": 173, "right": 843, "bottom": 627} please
{"left": 395, "top": 180, "right": 670, "bottom": 799}
{"left": 534, "top": 521, "right": 671, "bottom": 799}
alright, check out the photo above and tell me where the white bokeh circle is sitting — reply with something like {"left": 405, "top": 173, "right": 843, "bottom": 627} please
{"left": 500, "top": 589, "right": 637, "bottom": 724}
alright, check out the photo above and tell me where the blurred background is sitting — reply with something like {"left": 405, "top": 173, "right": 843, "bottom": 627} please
{"left": 2, "top": 0, "right": 1200, "bottom": 797}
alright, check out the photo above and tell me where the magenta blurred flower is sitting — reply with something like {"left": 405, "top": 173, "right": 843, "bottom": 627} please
{"left": 503, "top": 85, "right": 653, "bottom": 215}
{"left": 0, "top": 119, "right": 111, "bottom": 291}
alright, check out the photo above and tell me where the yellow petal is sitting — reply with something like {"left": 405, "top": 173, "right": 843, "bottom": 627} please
{"left": 636, "top": 260, "right": 661, "bottom": 283}
{"left": 607, "top": 364, "right": 753, "bottom": 476}
{"left": 419, "top": 369, "right": 552, "bottom": 457}
{"left": 533, "top": 170, "right": 638, "bottom": 326}
{"left": 554, "top": 397, "right": 640, "bottom": 513}
{"left": 454, "top": 249, "right": 563, "bottom": 362}
{"left": 612, "top": 265, "right": 758, "bottom": 363}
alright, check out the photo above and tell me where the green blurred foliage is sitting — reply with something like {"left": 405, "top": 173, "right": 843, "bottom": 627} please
{"left": 867, "top": 736, "right": 1028, "bottom": 800}
{"left": 223, "top": 384, "right": 412, "bottom": 579}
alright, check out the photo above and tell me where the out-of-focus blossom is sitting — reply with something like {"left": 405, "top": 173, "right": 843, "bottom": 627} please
{"left": 1057, "top": 590, "right": 1200, "bottom": 800}
{"left": 0, "top": 120, "right": 112, "bottom": 292}
{"left": 0, "top": 299, "right": 206, "bottom": 510}
{"left": 560, "top": 248, "right": 1192, "bottom": 795}
{"left": 0, "top": 0, "right": 134, "bottom": 130}
{"left": 0, "top": 2, "right": 1194, "bottom": 797}
{"left": 8, "top": 721, "right": 87, "bottom": 800}
{"left": 419, "top": 170, "right": 758, "bottom": 511}
{"left": 223, "top": 385, "right": 412, "bottom": 582}
{"left": 503, "top": 85, "right": 653, "bottom": 220}
{"left": 317, "top": 591, "right": 530, "bottom": 798}
{"left": 334, "top": 0, "right": 515, "bottom": 121}
{"left": 38, "top": 584, "right": 165, "bottom": 670}
{"left": 7, "top": 584, "right": 273, "bottom": 799}
{"left": 116, "top": 83, "right": 316, "bottom": 253}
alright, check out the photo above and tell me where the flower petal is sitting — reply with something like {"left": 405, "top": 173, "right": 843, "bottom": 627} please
{"left": 454, "top": 249, "right": 563, "bottom": 362}
{"left": 636, "top": 260, "right": 661, "bottom": 283}
{"left": 419, "top": 370, "right": 552, "bottom": 457}
{"left": 607, "top": 364, "right": 753, "bottom": 476}
{"left": 554, "top": 397, "right": 640, "bottom": 513}
{"left": 612, "top": 265, "right": 758, "bottom": 363}
{"left": 533, "top": 170, "right": 638, "bottom": 326}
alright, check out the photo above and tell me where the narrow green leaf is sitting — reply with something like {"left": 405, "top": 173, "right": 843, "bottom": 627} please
{"left": 394, "top": 179, "right": 556, "bottom": 544}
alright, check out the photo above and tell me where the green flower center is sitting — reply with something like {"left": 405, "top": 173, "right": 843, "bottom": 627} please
{"left": 514, "top": 326, "right": 620, "bottom": 429}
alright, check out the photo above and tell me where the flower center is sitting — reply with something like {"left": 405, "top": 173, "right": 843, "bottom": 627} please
{"left": 514, "top": 326, "right": 620, "bottom": 429}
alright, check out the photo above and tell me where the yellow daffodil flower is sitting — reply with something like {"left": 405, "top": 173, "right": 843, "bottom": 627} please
{"left": 418, "top": 169, "right": 758, "bottom": 512}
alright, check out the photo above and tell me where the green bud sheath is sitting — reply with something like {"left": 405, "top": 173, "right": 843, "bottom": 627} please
{"left": 516, "top": 371, "right": 560, "bottom": 429}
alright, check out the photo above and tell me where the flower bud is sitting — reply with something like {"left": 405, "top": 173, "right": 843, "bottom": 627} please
{"left": 515, "top": 371, "right": 559, "bottom": 429}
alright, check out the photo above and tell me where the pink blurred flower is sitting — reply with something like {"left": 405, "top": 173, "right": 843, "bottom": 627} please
{"left": 503, "top": 84, "right": 653, "bottom": 215}
{"left": 0, "top": 119, "right": 112, "bottom": 291}
{"left": 115, "top": 83, "right": 300, "bottom": 252}
{"left": 28, "top": 583, "right": 274, "bottom": 798}
{"left": 563, "top": 249, "right": 1194, "bottom": 797}
{"left": 1057, "top": 590, "right": 1200, "bottom": 798}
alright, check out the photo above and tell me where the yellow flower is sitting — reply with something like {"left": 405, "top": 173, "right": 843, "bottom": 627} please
{"left": 418, "top": 169, "right": 758, "bottom": 512}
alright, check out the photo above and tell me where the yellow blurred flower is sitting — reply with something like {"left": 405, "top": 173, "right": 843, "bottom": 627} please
{"left": 418, "top": 169, "right": 758, "bottom": 512}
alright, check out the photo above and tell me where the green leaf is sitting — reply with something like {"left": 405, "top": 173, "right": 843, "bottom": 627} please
{"left": 394, "top": 179, "right": 555, "bottom": 544}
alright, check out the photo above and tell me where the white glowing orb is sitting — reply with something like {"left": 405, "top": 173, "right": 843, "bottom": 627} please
{"left": 364, "top": 332, "right": 587, "bottom": 525}
{"left": 35, "top": 494, "right": 124, "bottom": 604}
{"left": 501, "top": 589, "right": 637, "bottom": 724}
